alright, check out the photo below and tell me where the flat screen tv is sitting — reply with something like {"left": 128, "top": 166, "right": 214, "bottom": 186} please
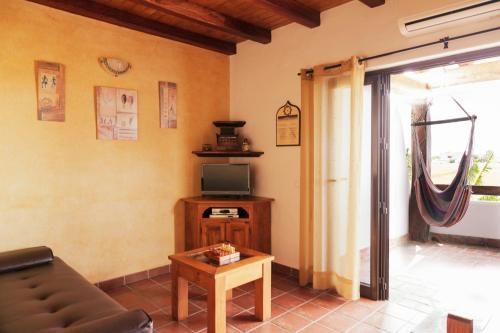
{"left": 201, "top": 163, "right": 250, "bottom": 196}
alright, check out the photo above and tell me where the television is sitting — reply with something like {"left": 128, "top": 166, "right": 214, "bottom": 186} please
{"left": 201, "top": 163, "right": 251, "bottom": 196}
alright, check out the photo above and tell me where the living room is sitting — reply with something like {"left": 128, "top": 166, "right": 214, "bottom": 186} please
{"left": 1, "top": 0, "right": 499, "bottom": 332}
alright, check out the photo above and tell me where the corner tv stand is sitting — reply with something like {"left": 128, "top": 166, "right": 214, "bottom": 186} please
{"left": 182, "top": 196, "right": 273, "bottom": 253}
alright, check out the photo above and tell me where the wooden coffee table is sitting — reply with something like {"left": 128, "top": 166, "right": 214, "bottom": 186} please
{"left": 168, "top": 245, "right": 274, "bottom": 333}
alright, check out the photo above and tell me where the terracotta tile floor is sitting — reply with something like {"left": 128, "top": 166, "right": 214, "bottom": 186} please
{"left": 107, "top": 272, "right": 384, "bottom": 332}
{"left": 106, "top": 242, "right": 500, "bottom": 332}
{"left": 363, "top": 241, "right": 500, "bottom": 332}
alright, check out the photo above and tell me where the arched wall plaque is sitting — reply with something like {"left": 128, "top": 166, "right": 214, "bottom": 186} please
{"left": 276, "top": 100, "right": 301, "bottom": 146}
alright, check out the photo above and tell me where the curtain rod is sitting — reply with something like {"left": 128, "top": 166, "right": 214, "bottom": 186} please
{"left": 412, "top": 115, "right": 477, "bottom": 127}
{"left": 298, "top": 26, "right": 500, "bottom": 76}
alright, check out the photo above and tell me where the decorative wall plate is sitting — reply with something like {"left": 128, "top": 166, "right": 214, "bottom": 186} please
{"left": 98, "top": 57, "right": 132, "bottom": 76}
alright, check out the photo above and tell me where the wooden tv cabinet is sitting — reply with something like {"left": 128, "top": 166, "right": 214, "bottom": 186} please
{"left": 182, "top": 196, "right": 273, "bottom": 253}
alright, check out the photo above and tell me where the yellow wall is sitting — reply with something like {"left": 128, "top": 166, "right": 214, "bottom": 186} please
{"left": 0, "top": 0, "right": 229, "bottom": 282}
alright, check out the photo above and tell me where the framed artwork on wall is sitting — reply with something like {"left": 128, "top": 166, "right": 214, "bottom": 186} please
{"left": 276, "top": 100, "right": 301, "bottom": 146}
{"left": 35, "top": 60, "right": 65, "bottom": 122}
{"left": 159, "top": 81, "right": 177, "bottom": 128}
{"left": 95, "top": 86, "right": 138, "bottom": 140}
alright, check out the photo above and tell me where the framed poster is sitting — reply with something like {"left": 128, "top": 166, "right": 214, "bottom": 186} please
{"left": 95, "top": 86, "right": 137, "bottom": 140}
{"left": 276, "top": 100, "right": 301, "bottom": 146}
{"left": 35, "top": 60, "right": 65, "bottom": 121}
{"left": 159, "top": 81, "right": 177, "bottom": 128}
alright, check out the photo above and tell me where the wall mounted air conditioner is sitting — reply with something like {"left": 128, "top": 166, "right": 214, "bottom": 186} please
{"left": 399, "top": 0, "right": 500, "bottom": 36}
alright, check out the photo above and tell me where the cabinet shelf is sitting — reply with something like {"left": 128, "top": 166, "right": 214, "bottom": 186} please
{"left": 201, "top": 218, "right": 250, "bottom": 223}
{"left": 192, "top": 151, "right": 264, "bottom": 157}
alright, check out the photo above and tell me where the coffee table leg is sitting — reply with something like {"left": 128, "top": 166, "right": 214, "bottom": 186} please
{"left": 226, "top": 289, "right": 233, "bottom": 300}
{"left": 171, "top": 263, "right": 188, "bottom": 321}
{"left": 255, "top": 261, "right": 271, "bottom": 321}
{"left": 208, "top": 277, "right": 226, "bottom": 333}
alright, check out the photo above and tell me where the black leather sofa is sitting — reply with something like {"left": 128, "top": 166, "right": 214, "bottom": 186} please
{"left": 0, "top": 246, "right": 153, "bottom": 333}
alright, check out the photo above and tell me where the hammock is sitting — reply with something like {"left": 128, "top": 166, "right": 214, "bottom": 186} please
{"left": 412, "top": 98, "right": 476, "bottom": 228}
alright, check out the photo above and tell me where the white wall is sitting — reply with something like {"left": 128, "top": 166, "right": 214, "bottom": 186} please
{"left": 431, "top": 201, "right": 500, "bottom": 239}
{"left": 230, "top": 0, "right": 500, "bottom": 268}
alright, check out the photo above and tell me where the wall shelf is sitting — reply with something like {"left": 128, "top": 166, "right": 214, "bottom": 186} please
{"left": 192, "top": 151, "right": 264, "bottom": 157}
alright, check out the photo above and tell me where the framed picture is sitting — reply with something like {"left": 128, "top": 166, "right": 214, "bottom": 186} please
{"left": 276, "top": 100, "right": 301, "bottom": 146}
{"left": 159, "top": 81, "right": 177, "bottom": 128}
{"left": 35, "top": 60, "right": 65, "bottom": 121}
{"left": 95, "top": 86, "right": 138, "bottom": 140}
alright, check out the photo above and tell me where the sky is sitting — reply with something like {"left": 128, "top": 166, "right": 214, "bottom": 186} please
{"left": 393, "top": 79, "right": 500, "bottom": 159}
{"left": 428, "top": 80, "right": 500, "bottom": 158}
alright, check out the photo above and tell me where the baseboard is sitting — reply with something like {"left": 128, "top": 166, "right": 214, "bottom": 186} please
{"left": 272, "top": 262, "right": 299, "bottom": 280}
{"left": 430, "top": 232, "right": 500, "bottom": 249}
{"left": 97, "top": 260, "right": 300, "bottom": 292}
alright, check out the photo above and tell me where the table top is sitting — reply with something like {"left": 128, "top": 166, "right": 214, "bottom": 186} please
{"left": 169, "top": 245, "right": 274, "bottom": 277}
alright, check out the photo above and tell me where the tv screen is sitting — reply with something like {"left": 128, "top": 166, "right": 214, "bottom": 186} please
{"left": 201, "top": 163, "right": 250, "bottom": 196}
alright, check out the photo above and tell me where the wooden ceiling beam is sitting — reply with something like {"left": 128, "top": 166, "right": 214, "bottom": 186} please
{"left": 131, "top": 0, "right": 271, "bottom": 44}
{"left": 254, "top": 0, "right": 320, "bottom": 28}
{"left": 358, "top": 0, "right": 385, "bottom": 8}
{"left": 27, "top": 0, "right": 236, "bottom": 55}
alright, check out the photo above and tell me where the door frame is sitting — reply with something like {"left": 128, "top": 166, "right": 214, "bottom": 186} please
{"left": 362, "top": 45, "right": 500, "bottom": 301}
{"left": 360, "top": 73, "right": 390, "bottom": 300}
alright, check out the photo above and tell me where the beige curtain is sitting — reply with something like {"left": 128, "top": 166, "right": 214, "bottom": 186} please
{"left": 299, "top": 56, "right": 365, "bottom": 300}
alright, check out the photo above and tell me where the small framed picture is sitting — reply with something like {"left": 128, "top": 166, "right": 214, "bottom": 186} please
{"left": 35, "top": 60, "right": 65, "bottom": 121}
{"left": 276, "top": 101, "right": 301, "bottom": 146}
{"left": 95, "top": 86, "right": 138, "bottom": 140}
{"left": 159, "top": 81, "right": 177, "bottom": 128}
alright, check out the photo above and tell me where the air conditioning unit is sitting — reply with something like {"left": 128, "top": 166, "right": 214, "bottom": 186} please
{"left": 399, "top": 0, "right": 500, "bottom": 36}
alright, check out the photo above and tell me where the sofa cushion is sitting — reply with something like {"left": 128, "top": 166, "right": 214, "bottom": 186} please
{"left": 0, "top": 257, "right": 146, "bottom": 333}
{"left": 0, "top": 246, "right": 53, "bottom": 274}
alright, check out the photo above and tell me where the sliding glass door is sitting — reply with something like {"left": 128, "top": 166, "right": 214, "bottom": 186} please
{"left": 362, "top": 46, "right": 500, "bottom": 301}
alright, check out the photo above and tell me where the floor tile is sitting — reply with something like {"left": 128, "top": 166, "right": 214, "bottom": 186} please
{"left": 149, "top": 309, "right": 173, "bottom": 329}
{"left": 181, "top": 310, "right": 208, "bottom": 332}
{"left": 364, "top": 312, "right": 407, "bottom": 333}
{"left": 128, "top": 279, "right": 159, "bottom": 291}
{"left": 357, "top": 297, "right": 387, "bottom": 310}
{"left": 232, "top": 293, "right": 257, "bottom": 310}
{"left": 226, "top": 301, "right": 245, "bottom": 317}
{"left": 299, "top": 322, "right": 335, "bottom": 333}
{"left": 189, "top": 294, "right": 207, "bottom": 310}
{"left": 348, "top": 322, "right": 383, "bottom": 333}
{"left": 379, "top": 303, "right": 422, "bottom": 322}
{"left": 232, "top": 287, "right": 248, "bottom": 298}
{"left": 239, "top": 282, "right": 255, "bottom": 292}
{"left": 288, "top": 286, "right": 322, "bottom": 301}
{"left": 246, "top": 303, "right": 287, "bottom": 319}
{"left": 251, "top": 322, "right": 289, "bottom": 333}
{"left": 311, "top": 294, "right": 346, "bottom": 310}
{"left": 227, "top": 310, "right": 265, "bottom": 332}
{"left": 155, "top": 322, "right": 192, "bottom": 333}
{"left": 188, "top": 284, "right": 207, "bottom": 298}
{"left": 197, "top": 325, "right": 241, "bottom": 333}
{"left": 272, "top": 293, "right": 305, "bottom": 309}
{"left": 272, "top": 311, "right": 311, "bottom": 332}
{"left": 292, "top": 301, "right": 331, "bottom": 321}
{"left": 337, "top": 301, "right": 374, "bottom": 321}
{"left": 272, "top": 277, "right": 299, "bottom": 292}
{"left": 318, "top": 311, "right": 358, "bottom": 332}
{"left": 270, "top": 287, "right": 286, "bottom": 299}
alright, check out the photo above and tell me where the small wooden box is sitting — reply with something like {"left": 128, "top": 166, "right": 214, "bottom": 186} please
{"left": 206, "top": 248, "right": 240, "bottom": 265}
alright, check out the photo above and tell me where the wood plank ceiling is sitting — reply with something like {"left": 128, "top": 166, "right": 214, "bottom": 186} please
{"left": 28, "top": 0, "right": 385, "bottom": 55}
